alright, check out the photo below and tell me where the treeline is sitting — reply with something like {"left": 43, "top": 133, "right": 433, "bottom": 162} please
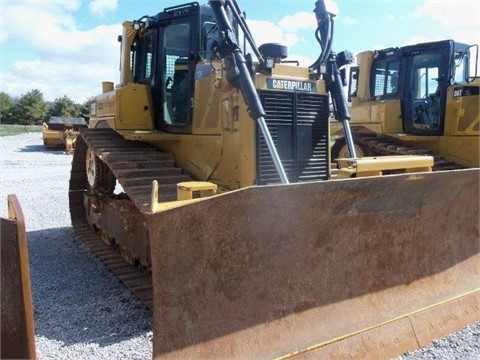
{"left": 0, "top": 90, "right": 90, "bottom": 125}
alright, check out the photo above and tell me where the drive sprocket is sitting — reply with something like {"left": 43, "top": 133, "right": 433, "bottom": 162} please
{"left": 85, "top": 147, "right": 116, "bottom": 194}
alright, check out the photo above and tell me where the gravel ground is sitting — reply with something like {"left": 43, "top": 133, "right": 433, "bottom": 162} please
{"left": 0, "top": 132, "right": 152, "bottom": 359}
{"left": 0, "top": 132, "right": 478, "bottom": 359}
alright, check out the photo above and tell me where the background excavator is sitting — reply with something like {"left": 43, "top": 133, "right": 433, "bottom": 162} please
{"left": 65, "top": 0, "right": 479, "bottom": 359}
{"left": 330, "top": 39, "right": 479, "bottom": 170}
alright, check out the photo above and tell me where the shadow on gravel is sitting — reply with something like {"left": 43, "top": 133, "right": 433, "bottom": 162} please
{"left": 26, "top": 227, "right": 153, "bottom": 347}
{"left": 18, "top": 144, "right": 69, "bottom": 154}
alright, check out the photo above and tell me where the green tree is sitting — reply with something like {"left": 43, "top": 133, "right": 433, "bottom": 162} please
{"left": 49, "top": 95, "right": 78, "bottom": 117}
{"left": 76, "top": 100, "right": 90, "bottom": 121}
{"left": 0, "top": 92, "right": 15, "bottom": 123}
{"left": 15, "top": 89, "right": 48, "bottom": 125}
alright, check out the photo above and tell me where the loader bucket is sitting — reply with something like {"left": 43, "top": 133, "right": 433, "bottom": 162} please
{"left": 1, "top": 195, "right": 36, "bottom": 360}
{"left": 147, "top": 169, "right": 480, "bottom": 359}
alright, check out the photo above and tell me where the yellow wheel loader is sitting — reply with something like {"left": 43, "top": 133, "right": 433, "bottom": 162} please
{"left": 330, "top": 40, "right": 480, "bottom": 170}
{"left": 68, "top": 0, "right": 480, "bottom": 358}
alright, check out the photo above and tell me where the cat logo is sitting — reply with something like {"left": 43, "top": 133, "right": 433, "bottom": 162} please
{"left": 267, "top": 79, "right": 317, "bottom": 93}
{"left": 453, "top": 86, "right": 479, "bottom": 98}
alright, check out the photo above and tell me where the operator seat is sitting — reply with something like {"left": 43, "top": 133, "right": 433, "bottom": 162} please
{"left": 389, "top": 72, "right": 398, "bottom": 94}
{"left": 429, "top": 87, "right": 441, "bottom": 127}
{"left": 171, "top": 57, "right": 190, "bottom": 124}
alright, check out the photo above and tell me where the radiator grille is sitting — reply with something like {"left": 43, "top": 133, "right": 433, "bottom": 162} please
{"left": 256, "top": 90, "right": 329, "bottom": 184}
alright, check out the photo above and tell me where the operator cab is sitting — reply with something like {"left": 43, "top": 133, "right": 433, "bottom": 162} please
{"left": 401, "top": 40, "right": 473, "bottom": 135}
{"left": 129, "top": 2, "right": 222, "bottom": 133}
{"left": 350, "top": 40, "right": 475, "bottom": 136}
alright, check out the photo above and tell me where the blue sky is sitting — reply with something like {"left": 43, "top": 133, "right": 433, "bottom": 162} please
{"left": 1, "top": 0, "right": 479, "bottom": 103}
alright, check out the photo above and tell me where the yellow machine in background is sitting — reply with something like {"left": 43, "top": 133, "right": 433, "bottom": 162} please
{"left": 68, "top": 1, "right": 479, "bottom": 358}
{"left": 42, "top": 116, "right": 88, "bottom": 153}
{"left": 331, "top": 40, "right": 479, "bottom": 170}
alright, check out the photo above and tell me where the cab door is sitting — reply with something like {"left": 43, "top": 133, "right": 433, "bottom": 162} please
{"left": 156, "top": 14, "right": 199, "bottom": 133}
{"left": 402, "top": 46, "right": 450, "bottom": 135}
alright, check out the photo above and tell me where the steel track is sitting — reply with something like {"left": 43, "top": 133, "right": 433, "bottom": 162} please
{"left": 350, "top": 132, "right": 465, "bottom": 171}
{"left": 69, "top": 128, "right": 192, "bottom": 309}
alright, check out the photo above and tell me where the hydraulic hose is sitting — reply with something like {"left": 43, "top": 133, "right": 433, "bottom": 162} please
{"left": 209, "top": 0, "right": 289, "bottom": 183}
{"left": 311, "top": 0, "right": 356, "bottom": 158}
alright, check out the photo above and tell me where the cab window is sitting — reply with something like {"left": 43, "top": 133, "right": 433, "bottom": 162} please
{"left": 163, "top": 22, "right": 191, "bottom": 126}
{"left": 132, "top": 31, "right": 155, "bottom": 83}
{"left": 372, "top": 60, "right": 400, "bottom": 98}
{"left": 201, "top": 21, "right": 221, "bottom": 61}
{"left": 453, "top": 51, "right": 467, "bottom": 83}
{"left": 411, "top": 53, "right": 441, "bottom": 129}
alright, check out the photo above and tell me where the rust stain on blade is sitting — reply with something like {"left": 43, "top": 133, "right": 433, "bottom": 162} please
{"left": 286, "top": 290, "right": 480, "bottom": 359}
{"left": 147, "top": 169, "right": 480, "bottom": 359}
{"left": 1, "top": 195, "right": 36, "bottom": 360}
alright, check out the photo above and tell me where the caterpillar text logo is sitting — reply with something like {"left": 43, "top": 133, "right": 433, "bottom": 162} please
{"left": 453, "top": 86, "right": 479, "bottom": 98}
{"left": 267, "top": 79, "right": 316, "bottom": 93}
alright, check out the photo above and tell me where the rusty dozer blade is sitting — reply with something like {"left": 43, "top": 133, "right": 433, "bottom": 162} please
{"left": 1, "top": 195, "right": 36, "bottom": 360}
{"left": 147, "top": 169, "right": 480, "bottom": 359}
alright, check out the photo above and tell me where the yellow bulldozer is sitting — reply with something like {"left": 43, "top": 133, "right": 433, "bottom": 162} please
{"left": 67, "top": 0, "right": 479, "bottom": 358}
{"left": 330, "top": 40, "right": 479, "bottom": 170}
{"left": 42, "top": 116, "right": 88, "bottom": 153}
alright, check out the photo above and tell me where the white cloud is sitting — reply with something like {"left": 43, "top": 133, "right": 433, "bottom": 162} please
{"left": 1, "top": 1, "right": 121, "bottom": 102}
{"left": 89, "top": 0, "right": 118, "bottom": 18}
{"left": 246, "top": 11, "right": 320, "bottom": 59}
{"left": 413, "top": 0, "right": 479, "bottom": 30}
{"left": 1, "top": 2, "right": 78, "bottom": 45}
{"left": 247, "top": 19, "right": 300, "bottom": 49}
{"left": 278, "top": 12, "right": 316, "bottom": 32}
{"left": 341, "top": 16, "right": 357, "bottom": 26}
{"left": 1, "top": 59, "right": 117, "bottom": 103}
{"left": 1, "top": 1, "right": 120, "bottom": 57}
{"left": 410, "top": 1, "right": 479, "bottom": 55}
